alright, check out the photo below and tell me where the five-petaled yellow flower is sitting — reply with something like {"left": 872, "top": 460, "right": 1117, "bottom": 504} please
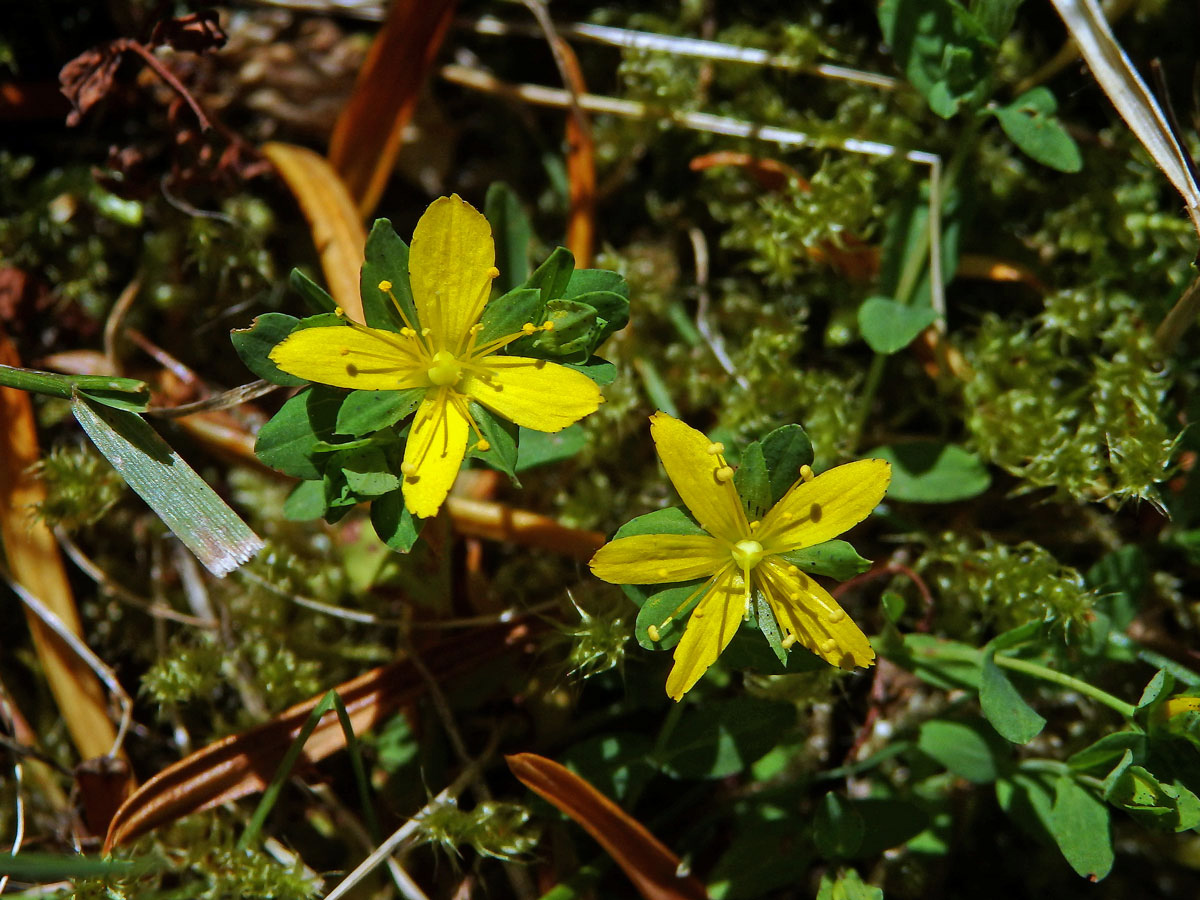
{"left": 590, "top": 413, "right": 891, "bottom": 700}
{"left": 269, "top": 195, "right": 602, "bottom": 518}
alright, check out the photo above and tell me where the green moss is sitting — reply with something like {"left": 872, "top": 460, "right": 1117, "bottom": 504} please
{"left": 31, "top": 444, "right": 126, "bottom": 530}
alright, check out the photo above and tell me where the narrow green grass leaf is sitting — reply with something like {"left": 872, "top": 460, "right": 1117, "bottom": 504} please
{"left": 71, "top": 393, "right": 264, "bottom": 577}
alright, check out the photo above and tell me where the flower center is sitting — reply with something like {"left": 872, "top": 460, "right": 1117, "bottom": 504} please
{"left": 730, "top": 539, "right": 765, "bottom": 571}
{"left": 427, "top": 350, "right": 462, "bottom": 386}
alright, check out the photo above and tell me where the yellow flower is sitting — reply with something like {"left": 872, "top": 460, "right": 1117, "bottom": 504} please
{"left": 590, "top": 412, "right": 891, "bottom": 700}
{"left": 269, "top": 195, "right": 602, "bottom": 518}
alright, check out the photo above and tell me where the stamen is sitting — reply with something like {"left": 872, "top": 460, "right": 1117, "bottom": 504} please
{"left": 401, "top": 462, "right": 418, "bottom": 476}
{"left": 487, "top": 266, "right": 500, "bottom": 279}
{"left": 377, "top": 280, "right": 392, "bottom": 291}
{"left": 334, "top": 306, "right": 345, "bottom": 318}
{"left": 647, "top": 624, "right": 662, "bottom": 642}
{"left": 447, "top": 392, "right": 489, "bottom": 451}
{"left": 715, "top": 466, "right": 735, "bottom": 483}
{"left": 800, "top": 464, "right": 815, "bottom": 483}
{"left": 707, "top": 442, "right": 725, "bottom": 455}
{"left": 380, "top": 285, "right": 429, "bottom": 356}
{"left": 542, "top": 320, "right": 554, "bottom": 332}
{"left": 521, "top": 322, "right": 538, "bottom": 335}
{"left": 782, "top": 633, "right": 798, "bottom": 649}
{"left": 647, "top": 563, "right": 732, "bottom": 643}
{"left": 827, "top": 608, "right": 846, "bottom": 624}
{"left": 339, "top": 347, "right": 350, "bottom": 356}
{"left": 820, "top": 638, "right": 837, "bottom": 655}
{"left": 475, "top": 439, "right": 491, "bottom": 452}
{"left": 468, "top": 321, "right": 554, "bottom": 360}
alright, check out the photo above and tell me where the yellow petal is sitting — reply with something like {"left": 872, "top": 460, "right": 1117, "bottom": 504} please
{"left": 649, "top": 412, "right": 749, "bottom": 544}
{"left": 269, "top": 326, "right": 426, "bottom": 390}
{"left": 409, "top": 195, "right": 495, "bottom": 352}
{"left": 402, "top": 391, "right": 469, "bottom": 518}
{"left": 589, "top": 534, "right": 726, "bottom": 584}
{"left": 461, "top": 356, "right": 601, "bottom": 432}
{"left": 665, "top": 568, "right": 746, "bottom": 700}
{"left": 758, "top": 458, "right": 890, "bottom": 551}
{"left": 759, "top": 560, "right": 874, "bottom": 669}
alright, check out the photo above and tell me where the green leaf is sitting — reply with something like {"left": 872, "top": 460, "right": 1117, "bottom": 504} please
{"left": 331, "top": 444, "right": 400, "bottom": 497}
{"left": 562, "top": 355, "right": 617, "bottom": 385}
{"left": 1068, "top": 732, "right": 1146, "bottom": 772}
{"left": 974, "top": 0, "right": 1023, "bottom": 41}
{"left": 996, "top": 771, "right": 1056, "bottom": 843}
{"left": 283, "top": 479, "right": 327, "bottom": 521}
{"left": 485, "top": 182, "right": 532, "bottom": 294}
{"left": 916, "top": 717, "right": 1009, "bottom": 783}
{"left": 869, "top": 440, "right": 990, "bottom": 502}
{"left": 289, "top": 267, "right": 337, "bottom": 315}
{"left": 515, "top": 424, "right": 587, "bottom": 471}
{"left": 888, "top": 633, "right": 982, "bottom": 690}
{"left": 0, "top": 852, "right": 143, "bottom": 880}
{"left": 255, "top": 386, "right": 343, "bottom": 479}
{"left": 633, "top": 580, "right": 704, "bottom": 650}
{"left": 816, "top": 868, "right": 882, "bottom": 900}
{"left": 370, "top": 489, "right": 423, "bottom": 553}
{"left": 734, "top": 441, "right": 771, "bottom": 520}
{"left": 1138, "top": 668, "right": 1175, "bottom": 711}
{"left": 993, "top": 87, "right": 1083, "bottom": 173}
{"left": 561, "top": 732, "right": 654, "bottom": 803}
{"left": 1105, "top": 758, "right": 1200, "bottom": 831}
{"left": 335, "top": 388, "right": 423, "bottom": 436}
{"left": 814, "top": 793, "right": 866, "bottom": 860}
{"left": 614, "top": 505, "right": 707, "bottom": 540}
{"left": 760, "top": 423, "right": 815, "bottom": 503}
{"left": 71, "top": 394, "right": 263, "bottom": 577}
{"left": 361, "top": 219, "right": 417, "bottom": 331}
{"left": 526, "top": 245, "right": 575, "bottom": 303}
{"left": 564, "top": 268, "right": 629, "bottom": 301}
{"left": 1049, "top": 776, "right": 1113, "bottom": 880}
{"left": 858, "top": 295, "right": 939, "bottom": 354}
{"left": 477, "top": 288, "right": 544, "bottom": 347}
{"left": 231, "top": 313, "right": 308, "bottom": 387}
{"left": 656, "top": 697, "right": 794, "bottom": 779}
{"left": 468, "top": 401, "right": 520, "bottom": 482}
{"left": 980, "top": 653, "right": 1047, "bottom": 743}
{"left": 779, "top": 540, "right": 872, "bottom": 581}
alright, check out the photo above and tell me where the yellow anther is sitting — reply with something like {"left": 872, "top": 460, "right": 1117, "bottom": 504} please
{"left": 334, "top": 306, "right": 345, "bottom": 317}
{"left": 521, "top": 322, "right": 538, "bottom": 335}
{"left": 707, "top": 442, "right": 725, "bottom": 455}
{"left": 400, "top": 327, "right": 416, "bottom": 338}
{"left": 715, "top": 465, "right": 735, "bottom": 483}
{"left": 401, "top": 462, "right": 418, "bottom": 476}
{"left": 800, "top": 464, "right": 815, "bottom": 483}
{"left": 647, "top": 624, "right": 662, "bottom": 642}
{"left": 542, "top": 320, "right": 555, "bottom": 332}
{"left": 487, "top": 266, "right": 500, "bottom": 279}
{"left": 377, "top": 279, "right": 393, "bottom": 291}
{"left": 749, "top": 520, "right": 760, "bottom": 530}
{"left": 828, "top": 608, "right": 846, "bottom": 624}
{"left": 781, "top": 633, "right": 798, "bottom": 649}
{"left": 475, "top": 439, "right": 490, "bottom": 452}
{"left": 820, "top": 638, "right": 837, "bottom": 655}
{"left": 339, "top": 346, "right": 350, "bottom": 356}
{"left": 469, "top": 323, "right": 483, "bottom": 334}
{"left": 421, "top": 327, "right": 432, "bottom": 337}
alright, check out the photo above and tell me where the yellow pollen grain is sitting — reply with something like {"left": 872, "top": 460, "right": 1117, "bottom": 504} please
{"left": 647, "top": 624, "right": 661, "bottom": 642}
{"left": 377, "top": 280, "right": 392, "bottom": 291}
{"left": 715, "top": 465, "right": 735, "bottom": 483}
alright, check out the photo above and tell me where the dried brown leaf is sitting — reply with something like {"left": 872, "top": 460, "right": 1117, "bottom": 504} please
{"left": 507, "top": 753, "right": 709, "bottom": 900}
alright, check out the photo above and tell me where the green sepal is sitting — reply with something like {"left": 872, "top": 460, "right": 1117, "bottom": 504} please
{"left": 1103, "top": 754, "right": 1200, "bottom": 832}
{"left": 255, "top": 386, "right": 343, "bottom": 479}
{"left": 231, "top": 313, "right": 307, "bottom": 387}
{"left": 289, "top": 268, "right": 337, "bottom": 315}
{"left": 335, "top": 388, "right": 424, "bottom": 436}
{"left": 485, "top": 182, "right": 532, "bottom": 294}
{"left": 564, "top": 268, "right": 629, "bottom": 301}
{"left": 751, "top": 590, "right": 788, "bottom": 665}
{"left": 328, "top": 444, "right": 401, "bottom": 498}
{"left": 760, "top": 423, "right": 814, "bottom": 504}
{"left": 562, "top": 356, "right": 617, "bottom": 385}
{"left": 779, "top": 540, "right": 871, "bottom": 580}
{"left": 467, "top": 401, "right": 520, "bottom": 484}
{"left": 477, "top": 288, "right": 543, "bottom": 347}
{"left": 515, "top": 424, "right": 587, "bottom": 472}
{"left": 1068, "top": 732, "right": 1147, "bottom": 772}
{"left": 734, "top": 441, "right": 771, "bottom": 520}
{"left": 515, "top": 298, "right": 600, "bottom": 361}
{"left": 360, "top": 219, "right": 418, "bottom": 332}
{"left": 371, "top": 489, "right": 424, "bottom": 553}
{"left": 283, "top": 479, "right": 327, "bottom": 521}
{"left": 526, "top": 245, "right": 575, "bottom": 304}
{"left": 567, "top": 289, "right": 629, "bottom": 346}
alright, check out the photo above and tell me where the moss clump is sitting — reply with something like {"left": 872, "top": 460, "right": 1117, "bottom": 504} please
{"left": 32, "top": 444, "right": 126, "bottom": 530}
{"left": 919, "top": 531, "right": 1096, "bottom": 638}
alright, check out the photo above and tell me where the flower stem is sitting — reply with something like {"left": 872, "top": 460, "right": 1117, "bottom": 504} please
{"left": 995, "top": 655, "right": 1138, "bottom": 719}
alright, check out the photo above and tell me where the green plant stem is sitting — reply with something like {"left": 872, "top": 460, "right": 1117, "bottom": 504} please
{"left": 995, "top": 655, "right": 1137, "bottom": 719}
{"left": 0, "top": 363, "right": 147, "bottom": 401}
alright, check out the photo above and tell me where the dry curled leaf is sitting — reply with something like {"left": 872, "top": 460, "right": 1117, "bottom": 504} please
{"left": 507, "top": 752, "right": 709, "bottom": 900}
